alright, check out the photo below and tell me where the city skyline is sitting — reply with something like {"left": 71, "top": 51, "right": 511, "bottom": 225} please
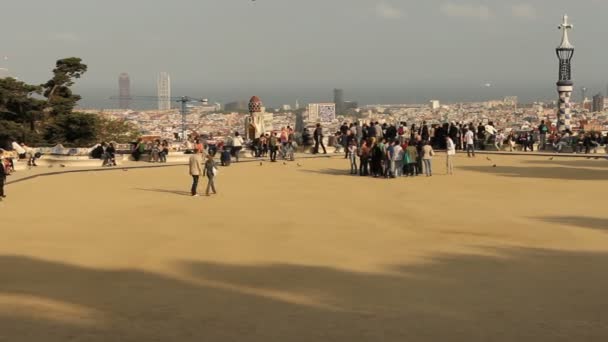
{"left": 2, "top": 1, "right": 608, "bottom": 102}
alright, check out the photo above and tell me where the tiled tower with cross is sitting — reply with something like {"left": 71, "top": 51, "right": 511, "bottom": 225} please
{"left": 556, "top": 15, "right": 574, "bottom": 132}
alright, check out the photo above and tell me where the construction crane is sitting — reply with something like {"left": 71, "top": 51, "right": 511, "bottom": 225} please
{"left": 110, "top": 95, "right": 209, "bottom": 140}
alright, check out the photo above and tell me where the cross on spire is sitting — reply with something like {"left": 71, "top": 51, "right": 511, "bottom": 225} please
{"left": 558, "top": 14, "right": 574, "bottom": 49}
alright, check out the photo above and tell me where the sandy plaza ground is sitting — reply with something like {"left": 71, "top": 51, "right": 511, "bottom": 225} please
{"left": 1, "top": 153, "right": 608, "bottom": 341}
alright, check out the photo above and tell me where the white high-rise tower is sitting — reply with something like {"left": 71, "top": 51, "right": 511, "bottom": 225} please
{"left": 157, "top": 72, "right": 171, "bottom": 111}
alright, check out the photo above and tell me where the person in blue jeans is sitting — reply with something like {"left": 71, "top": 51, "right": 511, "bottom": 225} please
{"left": 347, "top": 140, "right": 358, "bottom": 175}
{"left": 422, "top": 141, "right": 435, "bottom": 177}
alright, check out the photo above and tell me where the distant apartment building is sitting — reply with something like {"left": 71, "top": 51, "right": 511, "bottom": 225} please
{"left": 430, "top": 100, "right": 441, "bottom": 110}
{"left": 504, "top": 96, "right": 518, "bottom": 108}
{"left": 592, "top": 93, "right": 605, "bottom": 112}
{"left": 224, "top": 100, "right": 248, "bottom": 112}
{"left": 307, "top": 103, "right": 336, "bottom": 123}
{"left": 157, "top": 72, "right": 171, "bottom": 111}
{"left": 118, "top": 73, "right": 130, "bottom": 109}
{"left": 334, "top": 88, "right": 345, "bottom": 114}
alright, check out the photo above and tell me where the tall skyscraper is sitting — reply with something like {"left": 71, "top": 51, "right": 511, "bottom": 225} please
{"left": 333, "top": 88, "right": 344, "bottom": 115}
{"left": 157, "top": 72, "right": 171, "bottom": 111}
{"left": 556, "top": 15, "right": 574, "bottom": 132}
{"left": 118, "top": 73, "right": 131, "bottom": 109}
{"left": 592, "top": 93, "right": 604, "bottom": 112}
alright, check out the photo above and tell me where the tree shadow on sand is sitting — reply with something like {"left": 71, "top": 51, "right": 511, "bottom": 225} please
{"left": 460, "top": 165, "right": 608, "bottom": 181}
{"left": 1, "top": 247, "right": 608, "bottom": 341}
{"left": 134, "top": 188, "right": 192, "bottom": 196}
{"left": 522, "top": 159, "right": 608, "bottom": 168}
{"left": 533, "top": 216, "right": 608, "bottom": 232}
{"left": 298, "top": 168, "right": 355, "bottom": 176}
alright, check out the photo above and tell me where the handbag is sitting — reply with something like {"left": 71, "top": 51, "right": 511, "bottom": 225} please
{"left": 212, "top": 167, "right": 218, "bottom": 176}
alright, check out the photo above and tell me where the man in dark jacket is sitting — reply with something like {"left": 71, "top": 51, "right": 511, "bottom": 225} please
{"left": 421, "top": 121, "right": 429, "bottom": 142}
{"left": 340, "top": 122, "right": 349, "bottom": 135}
{"left": 313, "top": 123, "right": 326, "bottom": 154}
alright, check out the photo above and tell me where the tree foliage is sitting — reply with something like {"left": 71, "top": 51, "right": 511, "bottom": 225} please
{"left": 44, "top": 112, "right": 98, "bottom": 146}
{"left": 96, "top": 116, "right": 140, "bottom": 143}
{"left": 0, "top": 77, "right": 46, "bottom": 131}
{"left": 0, "top": 119, "right": 27, "bottom": 150}
{"left": 43, "top": 57, "right": 88, "bottom": 116}
{"left": 1, "top": 57, "right": 142, "bottom": 148}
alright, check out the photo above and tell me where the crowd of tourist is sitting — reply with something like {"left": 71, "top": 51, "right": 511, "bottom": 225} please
{"left": 249, "top": 127, "right": 297, "bottom": 162}
{"left": 330, "top": 120, "right": 608, "bottom": 156}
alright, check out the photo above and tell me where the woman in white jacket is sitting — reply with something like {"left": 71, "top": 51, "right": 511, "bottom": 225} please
{"left": 446, "top": 136, "right": 456, "bottom": 175}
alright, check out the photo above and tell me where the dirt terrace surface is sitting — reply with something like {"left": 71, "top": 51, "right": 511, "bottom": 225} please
{"left": 1, "top": 154, "right": 608, "bottom": 341}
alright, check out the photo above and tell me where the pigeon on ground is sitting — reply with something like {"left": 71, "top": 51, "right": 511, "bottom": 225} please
{"left": 259, "top": 162, "right": 263, "bottom": 166}
{"left": 283, "top": 162, "right": 287, "bottom": 165}
{"left": 297, "top": 163, "right": 301, "bottom": 167}
{"left": 486, "top": 157, "right": 492, "bottom": 161}
{"left": 549, "top": 157, "right": 554, "bottom": 161}
{"left": 493, "top": 164, "right": 497, "bottom": 168}
{"left": 60, "top": 164, "right": 66, "bottom": 168}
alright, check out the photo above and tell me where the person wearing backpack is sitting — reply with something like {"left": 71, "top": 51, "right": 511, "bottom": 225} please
{"left": 404, "top": 142, "right": 418, "bottom": 177}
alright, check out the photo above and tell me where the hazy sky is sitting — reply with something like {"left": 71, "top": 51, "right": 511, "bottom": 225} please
{"left": 1, "top": 0, "right": 607, "bottom": 106}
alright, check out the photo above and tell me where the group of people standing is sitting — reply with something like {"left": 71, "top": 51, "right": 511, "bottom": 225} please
{"left": 251, "top": 127, "right": 297, "bottom": 162}
{"left": 346, "top": 133, "right": 456, "bottom": 178}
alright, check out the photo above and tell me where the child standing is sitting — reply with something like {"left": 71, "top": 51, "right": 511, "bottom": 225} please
{"left": 204, "top": 154, "right": 218, "bottom": 196}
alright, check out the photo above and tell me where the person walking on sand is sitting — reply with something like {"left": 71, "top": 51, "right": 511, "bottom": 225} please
{"left": 204, "top": 154, "right": 218, "bottom": 196}
{"left": 231, "top": 131, "right": 244, "bottom": 162}
{"left": 313, "top": 123, "right": 327, "bottom": 154}
{"left": 464, "top": 128, "right": 475, "bottom": 157}
{"left": 422, "top": 141, "right": 435, "bottom": 177}
{"left": 189, "top": 148, "right": 204, "bottom": 197}
{"left": 446, "top": 136, "right": 455, "bottom": 175}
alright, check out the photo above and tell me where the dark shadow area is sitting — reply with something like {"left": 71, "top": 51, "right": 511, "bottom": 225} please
{"left": 134, "top": 188, "right": 191, "bottom": 196}
{"left": 298, "top": 168, "right": 354, "bottom": 176}
{"left": 522, "top": 159, "right": 608, "bottom": 168}
{"left": 534, "top": 216, "right": 608, "bottom": 232}
{"left": 460, "top": 165, "right": 608, "bottom": 181}
{"left": 1, "top": 247, "right": 608, "bottom": 341}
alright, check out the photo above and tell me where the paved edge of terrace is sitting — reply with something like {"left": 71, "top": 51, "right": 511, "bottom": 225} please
{"left": 6, "top": 150, "right": 607, "bottom": 186}
{"left": 4, "top": 154, "right": 339, "bottom": 186}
